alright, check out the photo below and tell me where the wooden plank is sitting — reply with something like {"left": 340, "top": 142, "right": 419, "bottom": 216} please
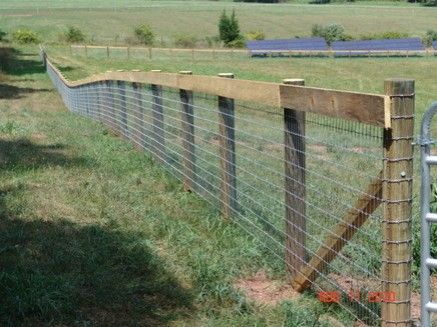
{"left": 179, "top": 71, "right": 196, "bottom": 192}
{"left": 291, "top": 172, "right": 383, "bottom": 292}
{"left": 218, "top": 73, "right": 237, "bottom": 219}
{"left": 381, "top": 79, "right": 415, "bottom": 327}
{"left": 44, "top": 55, "right": 386, "bottom": 127}
{"left": 283, "top": 78, "right": 307, "bottom": 281}
{"left": 280, "top": 84, "right": 386, "bottom": 127}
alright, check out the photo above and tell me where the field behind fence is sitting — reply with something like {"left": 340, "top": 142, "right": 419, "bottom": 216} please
{"left": 42, "top": 48, "right": 416, "bottom": 326}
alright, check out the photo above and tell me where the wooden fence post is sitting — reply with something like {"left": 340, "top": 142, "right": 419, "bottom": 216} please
{"left": 151, "top": 70, "right": 166, "bottom": 164}
{"left": 127, "top": 47, "right": 130, "bottom": 60}
{"left": 85, "top": 45, "right": 88, "bottom": 57}
{"left": 217, "top": 73, "right": 237, "bottom": 219}
{"left": 106, "top": 46, "right": 110, "bottom": 59}
{"left": 148, "top": 47, "right": 152, "bottom": 60}
{"left": 381, "top": 79, "right": 415, "bottom": 327}
{"left": 282, "top": 79, "right": 307, "bottom": 280}
{"left": 117, "top": 80, "right": 128, "bottom": 139}
{"left": 179, "top": 71, "right": 196, "bottom": 191}
{"left": 132, "top": 82, "right": 144, "bottom": 149}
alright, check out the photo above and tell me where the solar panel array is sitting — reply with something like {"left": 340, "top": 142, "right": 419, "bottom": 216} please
{"left": 332, "top": 38, "right": 424, "bottom": 56}
{"left": 247, "top": 37, "right": 427, "bottom": 57}
{"left": 246, "top": 37, "right": 328, "bottom": 55}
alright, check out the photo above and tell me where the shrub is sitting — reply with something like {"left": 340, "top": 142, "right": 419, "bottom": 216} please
{"left": 12, "top": 29, "right": 40, "bottom": 44}
{"left": 0, "top": 29, "right": 6, "bottom": 41}
{"left": 423, "top": 29, "right": 437, "bottom": 47}
{"left": 311, "top": 23, "right": 346, "bottom": 45}
{"left": 246, "top": 31, "right": 265, "bottom": 41}
{"left": 218, "top": 10, "right": 241, "bottom": 46}
{"left": 174, "top": 34, "right": 197, "bottom": 48}
{"left": 134, "top": 24, "right": 154, "bottom": 46}
{"left": 63, "top": 26, "right": 85, "bottom": 43}
{"left": 359, "top": 31, "right": 409, "bottom": 40}
{"left": 226, "top": 35, "right": 246, "bottom": 48}
{"left": 423, "top": 0, "right": 437, "bottom": 6}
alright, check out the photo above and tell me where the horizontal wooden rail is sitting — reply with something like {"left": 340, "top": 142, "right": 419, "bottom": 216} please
{"left": 45, "top": 54, "right": 388, "bottom": 127}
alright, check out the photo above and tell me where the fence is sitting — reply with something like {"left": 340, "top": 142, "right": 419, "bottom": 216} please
{"left": 41, "top": 48, "right": 415, "bottom": 326}
{"left": 66, "top": 44, "right": 437, "bottom": 61}
{"left": 68, "top": 44, "right": 248, "bottom": 61}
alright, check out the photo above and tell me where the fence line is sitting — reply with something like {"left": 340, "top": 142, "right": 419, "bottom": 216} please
{"left": 42, "top": 48, "right": 415, "bottom": 326}
{"left": 66, "top": 44, "right": 437, "bottom": 60}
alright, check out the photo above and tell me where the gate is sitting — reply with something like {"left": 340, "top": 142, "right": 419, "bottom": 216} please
{"left": 420, "top": 102, "right": 437, "bottom": 327}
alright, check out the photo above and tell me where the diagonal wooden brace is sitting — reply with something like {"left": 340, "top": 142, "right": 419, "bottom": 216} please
{"left": 291, "top": 171, "right": 383, "bottom": 292}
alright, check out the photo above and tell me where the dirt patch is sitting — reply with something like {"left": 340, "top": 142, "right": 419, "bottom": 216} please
{"left": 327, "top": 273, "right": 381, "bottom": 294}
{"left": 234, "top": 271, "right": 298, "bottom": 305}
{"left": 31, "top": 132, "right": 47, "bottom": 142}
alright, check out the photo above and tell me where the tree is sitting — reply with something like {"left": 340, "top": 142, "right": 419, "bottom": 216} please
{"left": 218, "top": 10, "right": 241, "bottom": 46}
{"left": 134, "top": 24, "right": 154, "bottom": 46}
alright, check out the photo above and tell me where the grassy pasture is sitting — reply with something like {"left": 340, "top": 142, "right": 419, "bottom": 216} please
{"left": 0, "top": 1, "right": 436, "bottom": 45}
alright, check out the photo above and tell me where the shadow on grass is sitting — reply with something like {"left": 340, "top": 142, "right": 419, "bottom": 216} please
{"left": 0, "top": 83, "right": 50, "bottom": 99}
{"left": 0, "top": 47, "right": 45, "bottom": 76}
{"left": 0, "top": 210, "right": 192, "bottom": 326}
{"left": 0, "top": 138, "right": 94, "bottom": 171}
{"left": 0, "top": 46, "right": 50, "bottom": 99}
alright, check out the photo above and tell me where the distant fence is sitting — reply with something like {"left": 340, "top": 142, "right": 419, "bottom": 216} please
{"left": 68, "top": 44, "right": 248, "bottom": 61}
{"left": 66, "top": 44, "right": 437, "bottom": 61}
{"left": 42, "top": 48, "right": 416, "bottom": 326}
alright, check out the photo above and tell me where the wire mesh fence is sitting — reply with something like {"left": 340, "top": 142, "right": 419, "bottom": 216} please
{"left": 45, "top": 50, "right": 416, "bottom": 326}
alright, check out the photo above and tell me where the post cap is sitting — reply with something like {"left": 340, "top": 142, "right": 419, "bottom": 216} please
{"left": 282, "top": 78, "right": 305, "bottom": 85}
{"left": 131, "top": 69, "right": 141, "bottom": 72}
{"left": 116, "top": 69, "right": 124, "bottom": 72}
{"left": 151, "top": 69, "right": 162, "bottom": 72}
{"left": 179, "top": 70, "right": 193, "bottom": 75}
{"left": 218, "top": 73, "right": 234, "bottom": 78}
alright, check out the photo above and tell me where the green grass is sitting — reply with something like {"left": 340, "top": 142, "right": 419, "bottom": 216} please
{"left": 0, "top": 46, "right": 359, "bottom": 326}
{"left": 0, "top": 1, "right": 436, "bottom": 46}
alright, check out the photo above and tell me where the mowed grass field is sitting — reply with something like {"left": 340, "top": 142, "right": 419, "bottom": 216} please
{"left": 0, "top": 1, "right": 436, "bottom": 45}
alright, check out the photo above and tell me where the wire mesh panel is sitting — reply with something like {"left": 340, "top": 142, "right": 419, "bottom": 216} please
{"left": 45, "top": 53, "right": 417, "bottom": 326}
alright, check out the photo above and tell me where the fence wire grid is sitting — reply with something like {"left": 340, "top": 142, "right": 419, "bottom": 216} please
{"left": 47, "top": 60, "right": 392, "bottom": 325}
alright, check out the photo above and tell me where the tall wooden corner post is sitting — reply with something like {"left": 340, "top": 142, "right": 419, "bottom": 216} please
{"left": 179, "top": 71, "right": 196, "bottom": 192}
{"left": 218, "top": 73, "right": 237, "bottom": 219}
{"left": 382, "top": 79, "right": 415, "bottom": 327}
{"left": 282, "top": 79, "right": 307, "bottom": 280}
